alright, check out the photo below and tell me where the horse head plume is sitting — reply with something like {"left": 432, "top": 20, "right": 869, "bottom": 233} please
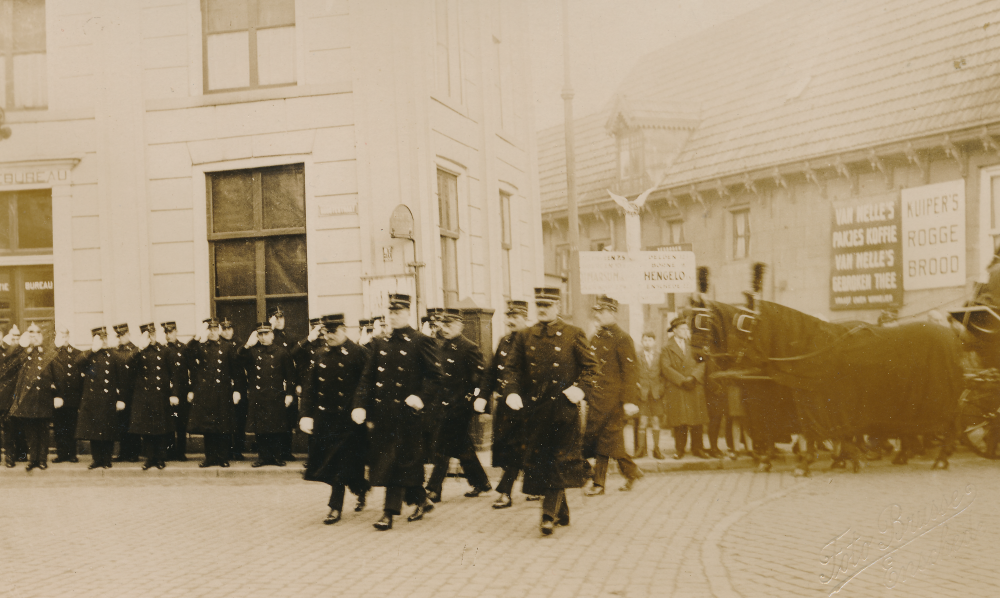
{"left": 751, "top": 262, "right": 766, "bottom": 293}
{"left": 698, "top": 267, "right": 709, "bottom": 294}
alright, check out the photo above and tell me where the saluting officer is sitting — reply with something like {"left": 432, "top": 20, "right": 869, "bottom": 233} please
{"left": 127, "top": 324, "right": 181, "bottom": 470}
{"left": 268, "top": 306, "right": 299, "bottom": 462}
{"left": 352, "top": 293, "right": 443, "bottom": 531}
{"left": 425, "top": 308, "right": 492, "bottom": 502}
{"left": 162, "top": 322, "right": 190, "bottom": 461}
{"left": 10, "top": 323, "right": 61, "bottom": 471}
{"left": 501, "top": 288, "right": 598, "bottom": 536}
{"left": 583, "top": 296, "right": 643, "bottom": 495}
{"left": 239, "top": 321, "right": 296, "bottom": 467}
{"left": 300, "top": 314, "right": 371, "bottom": 524}
{"left": 1, "top": 326, "right": 29, "bottom": 467}
{"left": 358, "top": 319, "right": 374, "bottom": 347}
{"left": 75, "top": 327, "right": 126, "bottom": 469}
{"left": 51, "top": 326, "right": 84, "bottom": 463}
{"left": 220, "top": 318, "right": 249, "bottom": 461}
{"left": 488, "top": 300, "right": 538, "bottom": 509}
{"left": 185, "top": 318, "right": 241, "bottom": 468}
{"left": 112, "top": 323, "right": 142, "bottom": 462}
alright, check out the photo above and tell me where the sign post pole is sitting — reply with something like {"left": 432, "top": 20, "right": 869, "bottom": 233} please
{"left": 625, "top": 211, "right": 644, "bottom": 343}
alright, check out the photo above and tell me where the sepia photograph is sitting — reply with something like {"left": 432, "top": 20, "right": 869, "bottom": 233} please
{"left": 1, "top": 0, "right": 998, "bottom": 596}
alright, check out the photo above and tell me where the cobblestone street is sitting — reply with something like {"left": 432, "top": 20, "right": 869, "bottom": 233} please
{"left": 2, "top": 453, "right": 998, "bottom": 598}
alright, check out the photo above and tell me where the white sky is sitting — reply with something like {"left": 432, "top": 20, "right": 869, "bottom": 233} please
{"left": 528, "top": 0, "right": 773, "bottom": 130}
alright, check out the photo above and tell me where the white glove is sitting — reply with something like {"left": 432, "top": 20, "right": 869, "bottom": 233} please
{"left": 2, "top": 331, "right": 14, "bottom": 346}
{"left": 359, "top": 328, "right": 371, "bottom": 345}
{"left": 563, "top": 385, "right": 585, "bottom": 404}
{"left": 307, "top": 325, "right": 321, "bottom": 342}
{"left": 187, "top": 391, "right": 195, "bottom": 403}
{"left": 269, "top": 315, "right": 279, "bottom": 328}
{"left": 404, "top": 395, "right": 424, "bottom": 410}
{"left": 506, "top": 393, "right": 523, "bottom": 411}
{"left": 198, "top": 321, "right": 209, "bottom": 343}
{"left": 245, "top": 330, "right": 259, "bottom": 348}
{"left": 18, "top": 332, "right": 30, "bottom": 348}
{"left": 624, "top": 403, "right": 640, "bottom": 417}
{"left": 55, "top": 330, "right": 68, "bottom": 348}
{"left": 295, "top": 385, "right": 302, "bottom": 396}
{"left": 91, "top": 335, "right": 103, "bottom": 353}
{"left": 108, "top": 333, "right": 120, "bottom": 349}
{"left": 284, "top": 395, "right": 293, "bottom": 407}
{"left": 233, "top": 391, "right": 241, "bottom": 404}
{"left": 299, "top": 417, "right": 314, "bottom": 434}
{"left": 474, "top": 398, "right": 487, "bottom": 413}
{"left": 54, "top": 397, "right": 64, "bottom": 409}
{"left": 169, "top": 396, "right": 179, "bottom": 406}
{"left": 137, "top": 330, "right": 151, "bottom": 350}
{"left": 115, "top": 401, "right": 126, "bottom": 411}
{"left": 351, "top": 408, "right": 366, "bottom": 424}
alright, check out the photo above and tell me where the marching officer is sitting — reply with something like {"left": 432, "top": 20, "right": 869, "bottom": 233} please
{"left": 583, "top": 296, "right": 643, "bottom": 494}
{"left": 487, "top": 300, "right": 538, "bottom": 509}
{"left": 162, "top": 322, "right": 190, "bottom": 461}
{"left": 185, "top": 318, "right": 241, "bottom": 468}
{"left": 9, "top": 323, "right": 61, "bottom": 471}
{"left": 239, "top": 321, "right": 296, "bottom": 467}
{"left": 268, "top": 306, "right": 298, "bottom": 462}
{"left": 352, "top": 293, "right": 443, "bottom": 531}
{"left": 127, "top": 324, "right": 181, "bottom": 470}
{"left": 502, "top": 288, "right": 599, "bottom": 536}
{"left": 1, "top": 326, "right": 29, "bottom": 467}
{"left": 300, "top": 314, "right": 371, "bottom": 524}
{"left": 425, "top": 308, "right": 492, "bottom": 502}
{"left": 51, "top": 326, "right": 84, "bottom": 463}
{"left": 220, "top": 318, "right": 249, "bottom": 461}
{"left": 76, "top": 327, "right": 126, "bottom": 469}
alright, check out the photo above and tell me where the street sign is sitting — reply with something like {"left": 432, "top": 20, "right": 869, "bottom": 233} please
{"left": 642, "top": 250, "right": 696, "bottom": 293}
{"left": 579, "top": 251, "right": 696, "bottom": 301}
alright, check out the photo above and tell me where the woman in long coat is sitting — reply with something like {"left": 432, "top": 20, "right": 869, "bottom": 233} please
{"left": 660, "top": 318, "right": 709, "bottom": 459}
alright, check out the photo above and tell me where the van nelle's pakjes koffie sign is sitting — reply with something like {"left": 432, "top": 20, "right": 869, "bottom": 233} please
{"left": 830, "top": 197, "right": 903, "bottom": 310}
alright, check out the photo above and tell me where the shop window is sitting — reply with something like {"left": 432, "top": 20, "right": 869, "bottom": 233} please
{"left": 0, "top": 265, "right": 54, "bottom": 338}
{"left": 732, "top": 209, "right": 750, "bottom": 260}
{"left": 208, "top": 163, "right": 307, "bottom": 342}
{"left": 0, "top": 189, "right": 52, "bottom": 253}
{"left": 0, "top": 0, "right": 47, "bottom": 109}
{"left": 202, "top": 0, "right": 296, "bottom": 93}
{"left": 437, "top": 169, "right": 459, "bottom": 307}
{"left": 499, "top": 190, "right": 512, "bottom": 299}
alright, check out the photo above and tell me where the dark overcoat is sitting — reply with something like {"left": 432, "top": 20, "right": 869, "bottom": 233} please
{"left": 185, "top": 339, "right": 240, "bottom": 434}
{"left": 660, "top": 338, "right": 709, "bottom": 428}
{"left": 302, "top": 339, "right": 370, "bottom": 494}
{"left": 486, "top": 332, "right": 524, "bottom": 468}
{"left": 75, "top": 349, "right": 126, "bottom": 440}
{"left": 434, "top": 334, "right": 485, "bottom": 458}
{"left": 353, "top": 325, "right": 442, "bottom": 488}
{"left": 127, "top": 343, "right": 178, "bottom": 436}
{"left": 292, "top": 338, "right": 326, "bottom": 391}
{"left": 10, "top": 346, "right": 59, "bottom": 419}
{"left": 501, "top": 318, "right": 598, "bottom": 495}
{"left": 51, "top": 345, "right": 84, "bottom": 411}
{"left": 0, "top": 343, "right": 28, "bottom": 414}
{"left": 165, "top": 339, "right": 190, "bottom": 425}
{"left": 239, "top": 343, "right": 295, "bottom": 434}
{"left": 584, "top": 323, "right": 640, "bottom": 459}
{"left": 272, "top": 329, "right": 299, "bottom": 432}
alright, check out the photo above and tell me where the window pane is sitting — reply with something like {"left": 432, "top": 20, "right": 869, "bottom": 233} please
{"left": 211, "top": 170, "right": 255, "bottom": 233}
{"left": 266, "top": 297, "right": 307, "bottom": 340}
{"left": 500, "top": 192, "right": 511, "bottom": 245}
{"left": 501, "top": 248, "right": 510, "bottom": 298}
{"left": 22, "top": 265, "right": 54, "bottom": 309}
{"left": 261, "top": 164, "right": 305, "bottom": 229}
{"left": 437, "top": 170, "right": 458, "bottom": 231}
{"left": 257, "top": 0, "right": 295, "bottom": 27}
{"left": 257, "top": 26, "right": 296, "bottom": 86}
{"left": 0, "top": 61, "right": 6, "bottom": 108}
{"left": 264, "top": 235, "right": 307, "bottom": 295}
{"left": 12, "top": 53, "right": 47, "bottom": 109}
{"left": 0, "top": 269, "right": 12, "bottom": 311}
{"left": 214, "top": 239, "right": 256, "bottom": 297}
{"left": 215, "top": 300, "right": 256, "bottom": 346}
{"left": 207, "top": 32, "right": 251, "bottom": 90}
{"left": 207, "top": 0, "right": 249, "bottom": 32}
{"left": 0, "top": 197, "right": 9, "bottom": 250}
{"left": 441, "top": 236, "right": 458, "bottom": 307}
{"left": 13, "top": 0, "right": 46, "bottom": 52}
{"left": 16, "top": 190, "right": 52, "bottom": 249}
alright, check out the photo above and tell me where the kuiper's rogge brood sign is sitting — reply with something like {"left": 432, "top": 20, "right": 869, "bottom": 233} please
{"left": 579, "top": 251, "right": 695, "bottom": 299}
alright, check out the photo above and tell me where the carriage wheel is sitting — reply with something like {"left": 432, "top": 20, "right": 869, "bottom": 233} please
{"left": 958, "top": 388, "right": 1000, "bottom": 459}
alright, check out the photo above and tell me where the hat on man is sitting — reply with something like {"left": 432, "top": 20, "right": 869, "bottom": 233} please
{"left": 219, "top": 317, "right": 233, "bottom": 330}
{"left": 161, "top": 321, "right": 177, "bottom": 333}
{"left": 113, "top": 323, "right": 129, "bottom": 335}
{"left": 439, "top": 308, "right": 462, "bottom": 322}
{"left": 267, "top": 306, "right": 284, "bottom": 318}
{"left": 388, "top": 293, "right": 411, "bottom": 310}
{"left": 358, "top": 318, "right": 373, "bottom": 330}
{"left": 592, "top": 295, "right": 619, "bottom": 312}
{"left": 668, "top": 317, "right": 687, "bottom": 332}
{"left": 425, "top": 307, "right": 445, "bottom": 322}
{"left": 309, "top": 317, "right": 321, "bottom": 327}
{"left": 505, "top": 300, "right": 529, "bottom": 316}
{"left": 139, "top": 323, "right": 156, "bottom": 334}
{"left": 321, "top": 314, "right": 345, "bottom": 329}
{"left": 203, "top": 317, "right": 220, "bottom": 328}
{"left": 92, "top": 326, "right": 108, "bottom": 337}
{"left": 534, "top": 287, "right": 561, "bottom": 305}
{"left": 255, "top": 321, "right": 273, "bottom": 333}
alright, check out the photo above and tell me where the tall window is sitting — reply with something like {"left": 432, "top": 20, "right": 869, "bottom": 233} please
{"left": 662, "top": 219, "right": 684, "bottom": 245}
{"left": 434, "top": 0, "right": 461, "bottom": 103}
{"left": 202, "top": 0, "right": 296, "bottom": 93}
{"left": 437, "top": 169, "right": 459, "bottom": 307}
{"left": 499, "top": 191, "right": 512, "bottom": 299}
{"left": 1, "top": 0, "right": 47, "bottom": 109}
{"left": 0, "top": 189, "right": 53, "bottom": 336}
{"left": 733, "top": 209, "right": 750, "bottom": 260}
{"left": 618, "top": 129, "right": 643, "bottom": 183}
{"left": 0, "top": 189, "right": 52, "bottom": 254}
{"left": 208, "top": 164, "right": 308, "bottom": 342}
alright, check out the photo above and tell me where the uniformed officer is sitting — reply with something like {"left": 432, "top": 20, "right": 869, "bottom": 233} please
{"left": 488, "top": 300, "right": 539, "bottom": 509}
{"left": 51, "top": 326, "right": 84, "bottom": 463}
{"left": 127, "top": 323, "right": 181, "bottom": 470}
{"left": 162, "top": 321, "right": 190, "bottom": 461}
{"left": 1, "top": 325, "right": 29, "bottom": 467}
{"left": 112, "top": 323, "right": 142, "bottom": 462}
{"left": 239, "top": 321, "right": 296, "bottom": 467}
{"left": 10, "top": 323, "right": 61, "bottom": 470}
{"left": 268, "top": 306, "right": 299, "bottom": 462}
{"left": 352, "top": 293, "right": 443, "bottom": 531}
{"left": 220, "top": 318, "right": 249, "bottom": 461}
{"left": 75, "top": 327, "right": 126, "bottom": 469}
{"left": 584, "top": 296, "right": 643, "bottom": 494}
{"left": 501, "top": 288, "right": 598, "bottom": 535}
{"left": 300, "top": 314, "right": 371, "bottom": 524}
{"left": 425, "top": 308, "right": 492, "bottom": 502}
{"left": 185, "top": 318, "right": 241, "bottom": 468}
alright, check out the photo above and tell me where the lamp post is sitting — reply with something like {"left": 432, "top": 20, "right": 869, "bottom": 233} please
{"left": 562, "top": 0, "right": 587, "bottom": 326}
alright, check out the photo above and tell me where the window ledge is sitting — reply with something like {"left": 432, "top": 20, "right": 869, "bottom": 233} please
{"left": 3, "top": 108, "right": 94, "bottom": 124}
{"left": 145, "top": 81, "right": 352, "bottom": 112}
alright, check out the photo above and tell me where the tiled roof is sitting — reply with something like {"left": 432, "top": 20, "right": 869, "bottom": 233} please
{"left": 538, "top": 111, "right": 617, "bottom": 213}
{"left": 540, "top": 0, "right": 1000, "bottom": 208}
